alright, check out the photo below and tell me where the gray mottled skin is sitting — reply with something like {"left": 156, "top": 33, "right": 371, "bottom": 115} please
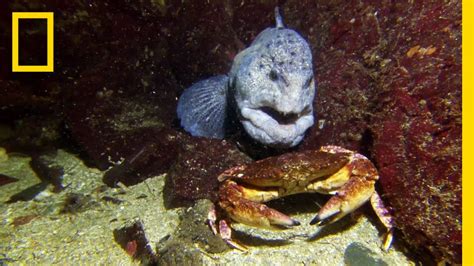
{"left": 177, "top": 7, "right": 315, "bottom": 148}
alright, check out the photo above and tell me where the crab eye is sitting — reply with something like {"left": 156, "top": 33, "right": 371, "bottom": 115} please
{"left": 269, "top": 69, "right": 279, "bottom": 81}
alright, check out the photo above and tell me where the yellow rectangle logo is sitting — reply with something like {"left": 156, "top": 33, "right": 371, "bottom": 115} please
{"left": 12, "top": 12, "right": 54, "bottom": 72}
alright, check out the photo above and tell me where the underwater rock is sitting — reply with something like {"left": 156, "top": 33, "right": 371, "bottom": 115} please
{"left": 344, "top": 242, "right": 388, "bottom": 266}
{"left": 1, "top": 0, "right": 182, "bottom": 181}
{"left": 113, "top": 219, "right": 158, "bottom": 264}
{"left": 166, "top": 1, "right": 241, "bottom": 86}
{"left": 166, "top": 1, "right": 285, "bottom": 88}
{"left": 164, "top": 199, "right": 228, "bottom": 254}
{"left": 289, "top": 0, "right": 386, "bottom": 152}
{"left": 6, "top": 182, "right": 49, "bottom": 203}
{"left": 64, "top": 15, "right": 180, "bottom": 172}
{"left": 0, "top": 1, "right": 61, "bottom": 120}
{"left": 231, "top": 1, "right": 279, "bottom": 44}
{"left": 62, "top": 6, "right": 182, "bottom": 179}
{"left": 158, "top": 241, "right": 204, "bottom": 266}
{"left": 0, "top": 114, "right": 64, "bottom": 153}
{"left": 100, "top": 195, "right": 124, "bottom": 205}
{"left": 101, "top": 130, "right": 186, "bottom": 187}
{"left": 157, "top": 200, "right": 228, "bottom": 264}
{"left": 11, "top": 214, "right": 39, "bottom": 227}
{"left": 0, "top": 80, "right": 60, "bottom": 123}
{"left": 0, "top": 174, "right": 18, "bottom": 187}
{"left": 0, "top": 1, "right": 85, "bottom": 124}
{"left": 30, "top": 152, "right": 65, "bottom": 192}
{"left": 165, "top": 138, "right": 251, "bottom": 207}
{"left": 286, "top": 1, "right": 461, "bottom": 263}
{"left": 66, "top": 81, "right": 181, "bottom": 180}
{"left": 67, "top": 89, "right": 183, "bottom": 179}
{"left": 371, "top": 1, "right": 461, "bottom": 263}
{"left": 114, "top": 0, "right": 167, "bottom": 17}
{"left": 60, "top": 193, "right": 98, "bottom": 214}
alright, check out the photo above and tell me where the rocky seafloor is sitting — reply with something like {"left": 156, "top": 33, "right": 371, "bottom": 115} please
{"left": 0, "top": 0, "right": 461, "bottom": 264}
{"left": 0, "top": 149, "right": 413, "bottom": 265}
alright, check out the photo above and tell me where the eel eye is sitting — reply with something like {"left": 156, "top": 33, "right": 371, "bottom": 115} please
{"left": 269, "top": 69, "right": 279, "bottom": 81}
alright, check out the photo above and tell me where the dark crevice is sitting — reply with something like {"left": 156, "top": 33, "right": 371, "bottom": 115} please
{"left": 359, "top": 129, "right": 374, "bottom": 160}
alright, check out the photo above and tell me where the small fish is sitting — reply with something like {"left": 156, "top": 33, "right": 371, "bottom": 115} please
{"left": 177, "top": 7, "right": 315, "bottom": 148}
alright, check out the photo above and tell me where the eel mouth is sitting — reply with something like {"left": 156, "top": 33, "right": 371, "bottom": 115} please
{"left": 258, "top": 106, "right": 312, "bottom": 125}
{"left": 239, "top": 106, "right": 314, "bottom": 147}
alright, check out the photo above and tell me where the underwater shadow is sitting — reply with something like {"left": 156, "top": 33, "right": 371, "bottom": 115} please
{"left": 306, "top": 214, "right": 356, "bottom": 242}
{"left": 232, "top": 230, "right": 292, "bottom": 248}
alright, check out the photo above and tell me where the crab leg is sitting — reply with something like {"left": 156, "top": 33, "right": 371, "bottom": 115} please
{"left": 206, "top": 204, "right": 248, "bottom": 251}
{"left": 219, "top": 220, "right": 248, "bottom": 251}
{"left": 207, "top": 206, "right": 219, "bottom": 235}
{"left": 370, "top": 192, "right": 394, "bottom": 251}
{"left": 219, "top": 180, "right": 300, "bottom": 229}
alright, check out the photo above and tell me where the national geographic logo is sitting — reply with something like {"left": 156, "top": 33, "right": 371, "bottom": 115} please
{"left": 12, "top": 12, "right": 54, "bottom": 72}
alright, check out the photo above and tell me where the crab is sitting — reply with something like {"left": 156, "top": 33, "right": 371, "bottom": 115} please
{"left": 208, "top": 145, "right": 393, "bottom": 251}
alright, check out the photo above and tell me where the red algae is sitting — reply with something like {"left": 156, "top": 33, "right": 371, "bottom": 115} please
{"left": 290, "top": 1, "right": 461, "bottom": 263}
{"left": 165, "top": 138, "right": 251, "bottom": 207}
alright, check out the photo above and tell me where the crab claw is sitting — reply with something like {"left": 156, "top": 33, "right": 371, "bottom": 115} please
{"left": 215, "top": 145, "right": 394, "bottom": 251}
{"left": 310, "top": 152, "right": 378, "bottom": 225}
{"left": 310, "top": 176, "right": 376, "bottom": 225}
{"left": 219, "top": 180, "right": 300, "bottom": 229}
